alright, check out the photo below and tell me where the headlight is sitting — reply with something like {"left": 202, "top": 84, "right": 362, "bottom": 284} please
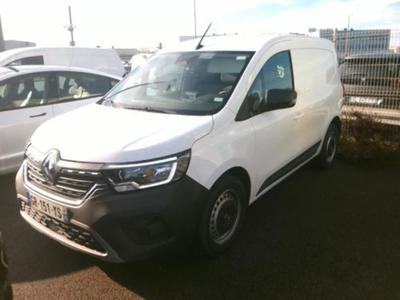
{"left": 103, "top": 150, "right": 191, "bottom": 192}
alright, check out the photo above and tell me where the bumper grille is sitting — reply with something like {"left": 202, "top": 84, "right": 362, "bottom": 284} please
{"left": 26, "top": 159, "right": 108, "bottom": 200}
{"left": 20, "top": 201, "right": 105, "bottom": 254}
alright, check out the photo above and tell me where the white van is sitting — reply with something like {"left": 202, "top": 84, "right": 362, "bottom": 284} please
{"left": 0, "top": 47, "right": 125, "bottom": 77}
{"left": 16, "top": 34, "right": 343, "bottom": 262}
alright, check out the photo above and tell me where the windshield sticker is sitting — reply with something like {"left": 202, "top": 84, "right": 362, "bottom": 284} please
{"left": 214, "top": 97, "right": 224, "bottom": 102}
{"left": 184, "top": 91, "right": 197, "bottom": 101}
{"left": 277, "top": 65, "right": 285, "bottom": 78}
{"left": 199, "top": 53, "right": 215, "bottom": 59}
{"left": 236, "top": 56, "right": 247, "bottom": 60}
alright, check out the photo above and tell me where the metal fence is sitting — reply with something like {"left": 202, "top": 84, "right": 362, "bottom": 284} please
{"left": 323, "top": 29, "right": 400, "bottom": 141}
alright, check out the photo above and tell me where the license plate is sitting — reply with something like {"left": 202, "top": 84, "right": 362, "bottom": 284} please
{"left": 28, "top": 193, "right": 69, "bottom": 223}
{"left": 347, "top": 96, "right": 383, "bottom": 106}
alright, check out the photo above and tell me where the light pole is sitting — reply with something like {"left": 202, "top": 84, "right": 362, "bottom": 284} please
{"left": 345, "top": 14, "right": 352, "bottom": 56}
{"left": 347, "top": 15, "right": 351, "bottom": 31}
{"left": 66, "top": 6, "right": 76, "bottom": 46}
{"left": 0, "top": 16, "right": 5, "bottom": 52}
{"left": 194, "top": 0, "right": 197, "bottom": 38}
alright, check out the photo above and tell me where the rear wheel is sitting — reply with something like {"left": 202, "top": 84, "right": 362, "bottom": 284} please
{"left": 316, "top": 123, "right": 339, "bottom": 168}
{"left": 199, "top": 175, "right": 247, "bottom": 257}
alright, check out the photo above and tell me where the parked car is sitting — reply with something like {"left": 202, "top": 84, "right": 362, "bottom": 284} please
{"left": 0, "top": 65, "right": 121, "bottom": 175}
{"left": 0, "top": 233, "right": 11, "bottom": 300}
{"left": 340, "top": 53, "right": 400, "bottom": 124}
{"left": 0, "top": 47, "right": 125, "bottom": 77}
{"left": 16, "top": 34, "right": 342, "bottom": 262}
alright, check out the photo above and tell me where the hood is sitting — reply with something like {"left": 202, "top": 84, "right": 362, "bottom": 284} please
{"left": 31, "top": 104, "right": 213, "bottom": 163}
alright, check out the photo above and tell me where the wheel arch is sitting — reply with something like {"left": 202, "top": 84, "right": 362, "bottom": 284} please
{"left": 330, "top": 116, "right": 341, "bottom": 135}
{"left": 213, "top": 167, "right": 252, "bottom": 205}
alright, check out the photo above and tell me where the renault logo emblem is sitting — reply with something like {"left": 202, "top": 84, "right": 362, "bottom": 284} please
{"left": 42, "top": 150, "right": 60, "bottom": 185}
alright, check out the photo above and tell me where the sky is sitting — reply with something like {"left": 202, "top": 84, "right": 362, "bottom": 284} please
{"left": 0, "top": 0, "right": 399, "bottom": 49}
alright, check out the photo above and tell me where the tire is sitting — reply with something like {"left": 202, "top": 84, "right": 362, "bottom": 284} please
{"left": 316, "top": 122, "right": 339, "bottom": 169}
{"left": 199, "top": 175, "right": 247, "bottom": 257}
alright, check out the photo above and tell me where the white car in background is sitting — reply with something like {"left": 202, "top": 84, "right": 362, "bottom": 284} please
{"left": 0, "top": 47, "right": 125, "bottom": 77}
{"left": 0, "top": 65, "right": 121, "bottom": 175}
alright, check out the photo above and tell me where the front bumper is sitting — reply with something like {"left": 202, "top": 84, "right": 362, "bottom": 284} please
{"left": 16, "top": 163, "right": 208, "bottom": 262}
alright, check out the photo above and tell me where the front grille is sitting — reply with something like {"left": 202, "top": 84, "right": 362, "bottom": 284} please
{"left": 20, "top": 201, "right": 105, "bottom": 254}
{"left": 26, "top": 159, "right": 108, "bottom": 200}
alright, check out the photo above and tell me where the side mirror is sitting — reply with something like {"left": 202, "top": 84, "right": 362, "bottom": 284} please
{"left": 264, "top": 89, "right": 297, "bottom": 111}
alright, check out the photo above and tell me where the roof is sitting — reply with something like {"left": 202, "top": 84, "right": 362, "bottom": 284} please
{"left": 164, "top": 34, "right": 278, "bottom": 52}
{"left": 0, "top": 47, "right": 118, "bottom": 62}
{"left": 162, "top": 34, "right": 333, "bottom": 53}
{"left": 0, "top": 65, "right": 122, "bottom": 80}
{"left": 0, "top": 67, "right": 14, "bottom": 78}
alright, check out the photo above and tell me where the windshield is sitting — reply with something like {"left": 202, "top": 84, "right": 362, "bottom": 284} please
{"left": 102, "top": 51, "right": 254, "bottom": 115}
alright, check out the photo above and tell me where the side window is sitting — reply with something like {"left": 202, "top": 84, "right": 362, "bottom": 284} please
{"left": 237, "top": 51, "right": 294, "bottom": 120}
{"left": 262, "top": 51, "right": 293, "bottom": 96}
{"left": 0, "top": 82, "right": 10, "bottom": 110}
{"left": 55, "top": 72, "right": 112, "bottom": 102}
{"left": 0, "top": 75, "right": 47, "bottom": 111}
{"left": 7, "top": 56, "right": 44, "bottom": 66}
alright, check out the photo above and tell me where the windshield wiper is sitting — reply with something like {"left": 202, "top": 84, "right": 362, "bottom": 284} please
{"left": 122, "top": 105, "right": 177, "bottom": 114}
{"left": 103, "top": 81, "right": 169, "bottom": 103}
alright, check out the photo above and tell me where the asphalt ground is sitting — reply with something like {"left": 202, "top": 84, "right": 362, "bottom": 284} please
{"left": 0, "top": 159, "right": 399, "bottom": 300}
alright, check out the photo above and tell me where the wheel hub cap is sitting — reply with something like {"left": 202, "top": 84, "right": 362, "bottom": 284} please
{"left": 209, "top": 189, "right": 241, "bottom": 245}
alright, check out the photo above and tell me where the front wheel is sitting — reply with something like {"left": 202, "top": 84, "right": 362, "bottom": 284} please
{"left": 316, "top": 123, "right": 339, "bottom": 168}
{"left": 199, "top": 176, "right": 247, "bottom": 257}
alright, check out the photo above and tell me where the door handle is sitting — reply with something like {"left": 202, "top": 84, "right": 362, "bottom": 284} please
{"left": 293, "top": 112, "right": 304, "bottom": 120}
{"left": 29, "top": 112, "right": 47, "bottom": 118}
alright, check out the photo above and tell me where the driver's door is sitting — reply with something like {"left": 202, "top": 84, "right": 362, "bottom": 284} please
{"left": 239, "top": 51, "right": 303, "bottom": 196}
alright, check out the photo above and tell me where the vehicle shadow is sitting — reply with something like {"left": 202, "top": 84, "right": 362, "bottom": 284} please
{"left": 97, "top": 162, "right": 349, "bottom": 299}
{"left": 98, "top": 160, "right": 400, "bottom": 299}
{"left": 2, "top": 159, "right": 400, "bottom": 299}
